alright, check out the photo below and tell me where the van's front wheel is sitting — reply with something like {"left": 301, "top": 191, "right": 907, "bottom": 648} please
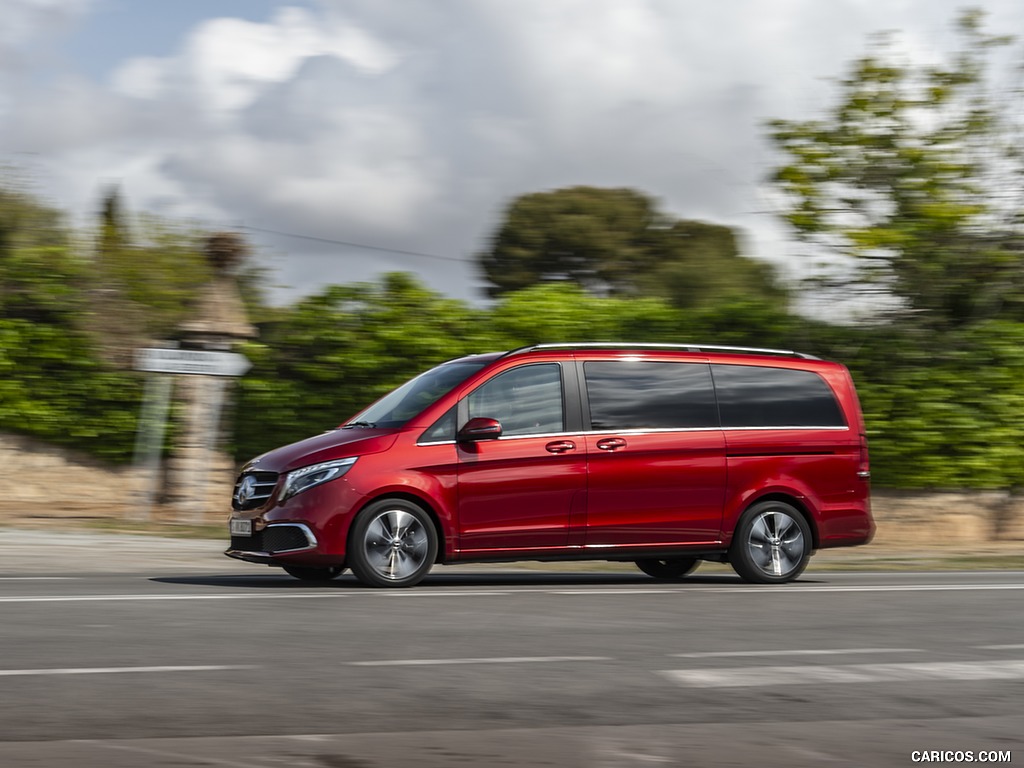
{"left": 730, "top": 501, "right": 811, "bottom": 584}
{"left": 348, "top": 499, "right": 438, "bottom": 588}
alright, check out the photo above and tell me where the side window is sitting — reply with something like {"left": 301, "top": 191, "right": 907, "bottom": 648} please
{"left": 419, "top": 406, "right": 457, "bottom": 444}
{"left": 584, "top": 361, "right": 718, "bottom": 430}
{"left": 711, "top": 365, "right": 846, "bottom": 428}
{"left": 466, "top": 364, "right": 564, "bottom": 436}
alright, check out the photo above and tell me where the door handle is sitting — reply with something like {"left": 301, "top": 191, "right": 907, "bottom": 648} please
{"left": 596, "top": 437, "right": 627, "bottom": 451}
{"left": 545, "top": 440, "right": 576, "bottom": 454}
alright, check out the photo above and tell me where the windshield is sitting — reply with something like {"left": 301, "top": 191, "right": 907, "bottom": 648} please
{"left": 344, "top": 360, "right": 490, "bottom": 429}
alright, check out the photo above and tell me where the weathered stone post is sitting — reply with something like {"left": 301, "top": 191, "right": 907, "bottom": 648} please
{"left": 164, "top": 233, "right": 256, "bottom": 524}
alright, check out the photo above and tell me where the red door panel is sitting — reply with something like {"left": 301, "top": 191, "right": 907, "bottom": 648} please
{"left": 457, "top": 436, "right": 586, "bottom": 551}
{"left": 584, "top": 430, "right": 726, "bottom": 546}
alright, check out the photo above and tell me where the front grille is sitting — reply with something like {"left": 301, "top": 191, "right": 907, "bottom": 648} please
{"left": 230, "top": 525, "right": 313, "bottom": 553}
{"left": 232, "top": 471, "right": 279, "bottom": 511}
{"left": 230, "top": 532, "right": 264, "bottom": 552}
{"left": 263, "top": 525, "right": 312, "bottom": 552}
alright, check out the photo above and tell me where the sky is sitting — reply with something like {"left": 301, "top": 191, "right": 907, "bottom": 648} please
{"left": 2, "top": 0, "right": 1023, "bottom": 307}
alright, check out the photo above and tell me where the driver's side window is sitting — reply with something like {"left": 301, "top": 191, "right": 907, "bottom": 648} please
{"left": 466, "top": 364, "right": 564, "bottom": 437}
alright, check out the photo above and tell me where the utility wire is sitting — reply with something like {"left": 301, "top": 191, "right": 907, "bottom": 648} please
{"left": 240, "top": 224, "right": 469, "bottom": 264}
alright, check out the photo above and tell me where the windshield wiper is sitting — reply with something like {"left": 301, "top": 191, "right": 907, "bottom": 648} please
{"left": 342, "top": 420, "right": 377, "bottom": 429}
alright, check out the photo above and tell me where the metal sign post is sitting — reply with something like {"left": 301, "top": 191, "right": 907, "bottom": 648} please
{"left": 131, "top": 374, "right": 173, "bottom": 522}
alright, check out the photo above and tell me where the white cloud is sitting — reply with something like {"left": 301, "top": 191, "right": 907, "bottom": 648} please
{"left": 0, "top": 0, "right": 92, "bottom": 58}
{"left": 0, "top": 0, "right": 93, "bottom": 114}
{"left": 113, "top": 6, "right": 398, "bottom": 111}
{"left": 2, "top": 0, "right": 1023, "bottom": 303}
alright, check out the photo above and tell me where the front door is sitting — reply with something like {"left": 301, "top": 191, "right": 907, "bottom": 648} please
{"left": 456, "top": 363, "right": 586, "bottom": 553}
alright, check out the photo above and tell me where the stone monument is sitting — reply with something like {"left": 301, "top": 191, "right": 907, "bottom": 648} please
{"left": 164, "top": 233, "right": 256, "bottom": 523}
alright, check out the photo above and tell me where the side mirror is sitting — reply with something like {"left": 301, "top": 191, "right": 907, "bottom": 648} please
{"left": 457, "top": 417, "right": 502, "bottom": 442}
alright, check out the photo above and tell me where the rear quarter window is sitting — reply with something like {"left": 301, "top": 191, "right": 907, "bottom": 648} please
{"left": 711, "top": 365, "right": 846, "bottom": 428}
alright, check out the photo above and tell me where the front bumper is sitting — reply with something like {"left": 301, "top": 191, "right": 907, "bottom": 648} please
{"left": 224, "top": 522, "right": 318, "bottom": 564}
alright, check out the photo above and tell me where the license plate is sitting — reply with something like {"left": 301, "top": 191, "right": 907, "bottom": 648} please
{"left": 230, "top": 518, "right": 252, "bottom": 536}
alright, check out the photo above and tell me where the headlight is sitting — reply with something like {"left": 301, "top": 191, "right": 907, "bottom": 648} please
{"left": 281, "top": 457, "right": 358, "bottom": 500}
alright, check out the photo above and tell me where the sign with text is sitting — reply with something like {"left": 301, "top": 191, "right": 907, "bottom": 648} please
{"left": 134, "top": 348, "right": 251, "bottom": 377}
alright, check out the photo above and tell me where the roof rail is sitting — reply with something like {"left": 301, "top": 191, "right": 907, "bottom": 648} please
{"left": 503, "top": 342, "right": 820, "bottom": 360}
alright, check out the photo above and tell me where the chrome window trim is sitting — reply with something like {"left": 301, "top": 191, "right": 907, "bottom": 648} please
{"left": 495, "top": 430, "right": 579, "bottom": 441}
{"left": 506, "top": 342, "right": 819, "bottom": 360}
{"left": 584, "top": 426, "right": 850, "bottom": 436}
{"left": 419, "top": 425, "right": 850, "bottom": 444}
{"left": 718, "top": 426, "right": 849, "bottom": 432}
{"left": 584, "top": 427, "right": 720, "bottom": 436}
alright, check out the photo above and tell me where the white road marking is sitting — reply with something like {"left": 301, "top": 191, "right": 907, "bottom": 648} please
{"left": 0, "top": 593, "right": 349, "bottom": 603}
{"left": 552, "top": 590, "right": 671, "bottom": 596}
{"left": 671, "top": 648, "right": 923, "bottom": 658}
{"left": 382, "top": 591, "right": 519, "bottom": 597}
{"left": 0, "top": 577, "right": 77, "bottom": 580}
{"left": 348, "top": 656, "right": 610, "bottom": 667}
{"left": 661, "top": 659, "right": 1024, "bottom": 688}
{"left": 2, "top": 581, "right": 1024, "bottom": 604}
{"left": 0, "top": 665, "right": 256, "bottom": 677}
{"left": 977, "top": 644, "right": 1024, "bottom": 650}
{"left": 555, "top": 584, "right": 1024, "bottom": 595}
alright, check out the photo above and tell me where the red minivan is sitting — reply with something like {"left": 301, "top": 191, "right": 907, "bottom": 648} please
{"left": 226, "top": 343, "right": 874, "bottom": 586}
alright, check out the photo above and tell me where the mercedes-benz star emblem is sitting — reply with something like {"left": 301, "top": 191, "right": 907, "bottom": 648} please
{"left": 236, "top": 475, "right": 257, "bottom": 506}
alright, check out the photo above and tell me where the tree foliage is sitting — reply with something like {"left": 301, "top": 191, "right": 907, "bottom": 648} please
{"left": 0, "top": 187, "right": 141, "bottom": 460}
{"left": 90, "top": 187, "right": 213, "bottom": 361}
{"left": 477, "top": 186, "right": 787, "bottom": 309}
{"left": 232, "top": 273, "right": 490, "bottom": 457}
{"left": 768, "top": 9, "right": 1024, "bottom": 327}
{"left": 633, "top": 220, "right": 788, "bottom": 311}
{"left": 843, "top": 322, "right": 1024, "bottom": 489}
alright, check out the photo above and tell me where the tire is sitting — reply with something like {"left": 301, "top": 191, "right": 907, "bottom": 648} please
{"left": 281, "top": 565, "right": 346, "bottom": 582}
{"left": 730, "top": 500, "right": 812, "bottom": 584}
{"left": 635, "top": 558, "right": 700, "bottom": 580}
{"left": 348, "top": 499, "right": 438, "bottom": 588}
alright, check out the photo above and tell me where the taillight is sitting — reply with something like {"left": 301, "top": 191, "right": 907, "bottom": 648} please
{"left": 857, "top": 433, "right": 871, "bottom": 480}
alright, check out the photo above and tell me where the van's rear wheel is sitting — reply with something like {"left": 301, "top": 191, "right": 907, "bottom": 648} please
{"left": 281, "top": 565, "right": 345, "bottom": 582}
{"left": 635, "top": 558, "right": 699, "bottom": 580}
{"left": 348, "top": 499, "right": 438, "bottom": 588}
{"left": 730, "top": 500, "right": 811, "bottom": 584}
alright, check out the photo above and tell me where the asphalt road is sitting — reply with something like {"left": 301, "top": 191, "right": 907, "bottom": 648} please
{"left": 0, "top": 556, "right": 1022, "bottom": 768}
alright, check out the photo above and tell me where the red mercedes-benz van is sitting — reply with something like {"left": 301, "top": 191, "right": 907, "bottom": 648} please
{"left": 227, "top": 343, "right": 874, "bottom": 586}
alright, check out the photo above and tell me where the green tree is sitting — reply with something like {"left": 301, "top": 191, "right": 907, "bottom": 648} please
{"left": 635, "top": 221, "right": 788, "bottom": 311}
{"left": 478, "top": 186, "right": 663, "bottom": 297}
{"left": 848, "top": 322, "right": 1024, "bottom": 490}
{"left": 233, "top": 273, "right": 489, "bottom": 458}
{"left": 477, "top": 186, "right": 787, "bottom": 309}
{"left": 768, "top": 9, "right": 1024, "bottom": 327}
{"left": 0, "top": 182, "right": 65, "bottom": 259}
{"left": 486, "top": 282, "right": 684, "bottom": 347}
{"left": 88, "top": 188, "right": 214, "bottom": 365}
{"left": 0, "top": 184, "right": 141, "bottom": 460}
